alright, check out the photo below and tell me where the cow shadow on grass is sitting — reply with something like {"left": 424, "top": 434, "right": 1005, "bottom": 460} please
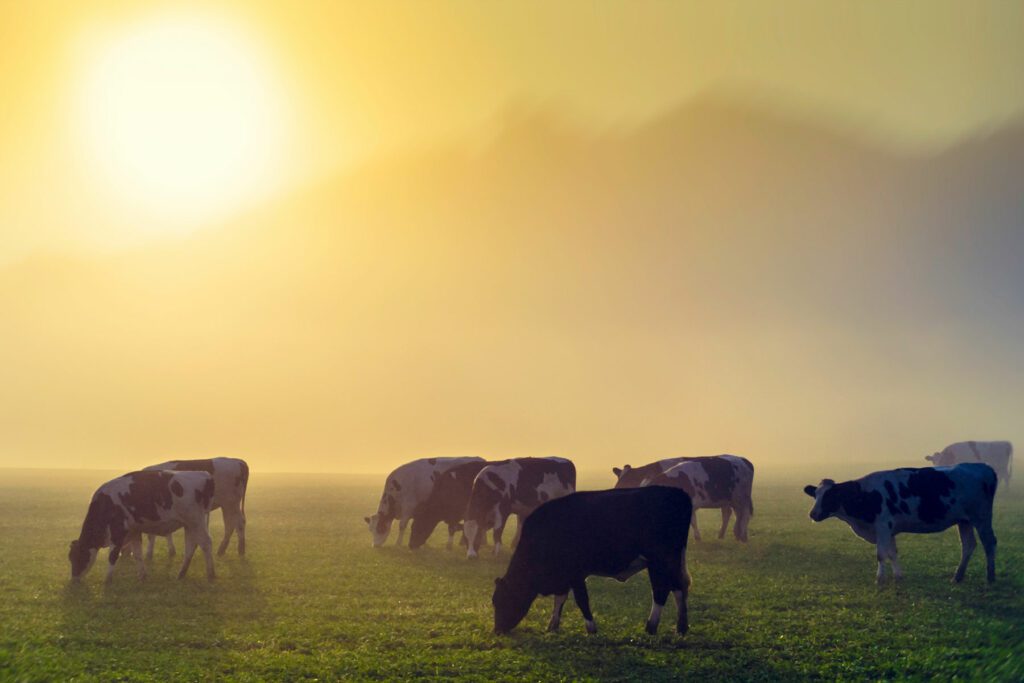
{"left": 58, "top": 552, "right": 267, "bottom": 661}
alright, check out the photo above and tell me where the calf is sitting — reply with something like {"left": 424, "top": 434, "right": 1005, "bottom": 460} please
{"left": 650, "top": 455, "right": 754, "bottom": 542}
{"left": 926, "top": 441, "right": 1012, "bottom": 489}
{"left": 69, "top": 470, "right": 216, "bottom": 583}
{"left": 365, "top": 457, "right": 484, "bottom": 547}
{"left": 464, "top": 457, "right": 576, "bottom": 558}
{"left": 492, "top": 486, "right": 692, "bottom": 636}
{"left": 408, "top": 460, "right": 493, "bottom": 550}
{"left": 804, "top": 463, "right": 998, "bottom": 583}
{"left": 143, "top": 457, "right": 249, "bottom": 558}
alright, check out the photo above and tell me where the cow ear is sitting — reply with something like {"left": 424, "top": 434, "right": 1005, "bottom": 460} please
{"left": 623, "top": 464, "right": 632, "bottom": 472}
{"left": 803, "top": 485, "right": 817, "bottom": 498}
{"left": 612, "top": 467, "right": 622, "bottom": 477}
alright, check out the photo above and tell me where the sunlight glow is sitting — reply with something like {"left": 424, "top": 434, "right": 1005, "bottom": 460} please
{"left": 75, "top": 13, "right": 289, "bottom": 228}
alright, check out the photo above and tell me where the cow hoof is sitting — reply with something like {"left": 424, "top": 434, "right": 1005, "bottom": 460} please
{"left": 676, "top": 623, "right": 688, "bottom": 636}
{"left": 547, "top": 624, "right": 560, "bottom": 633}
{"left": 585, "top": 621, "right": 597, "bottom": 635}
{"left": 645, "top": 621, "right": 658, "bottom": 635}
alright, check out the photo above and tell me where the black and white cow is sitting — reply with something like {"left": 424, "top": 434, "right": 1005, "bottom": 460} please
{"left": 492, "top": 486, "right": 692, "bottom": 636}
{"left": 365, "top": 457, "right": 484, "bottom": 547}
{"left": 612, "top": 458, "right": 689, "bottom": 489}
{"left": 926, "top": 441, "right": 1012, "bottom": 489}
{"left": 464, "top": 457, "right": 576, "bottom": 558}
{"left": 143, "top": 457, "right": 249, "bottom": 558}
{"left": 804, "top": 464, "right": 998, "bottom": 583}
{"left": 650, "top": 455, "right": 754, "bottom": 542}
{"left": 408, "top": 460, "right": 494, "bottom": 550}
{"left": 69, "top": 470, "right": 216, "bottom": 583}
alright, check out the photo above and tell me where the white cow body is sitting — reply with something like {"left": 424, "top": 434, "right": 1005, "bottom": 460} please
{"left": 926, "top": 441, "right": 1012, "bottom": 489}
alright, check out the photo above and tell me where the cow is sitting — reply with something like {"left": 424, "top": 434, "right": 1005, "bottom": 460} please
{"left": 408, "top": 460, "right": 494, "bottom": 550}
{"left": 803, "top": 463, "right": 998, "bottom": 584}
{"left": 612, "top": 457, "right": 690, "bottom": 489}
{"left": 69, "top": 470, "right": 216, "bottom": 583}
{"left": 492, "top": 486, "right": 692, "bottom": 636}
{"left": 463, "top": 457, "right": 576, "bottom": 559}
{"left": 650, "top": 455, "right": 754, "bottom": 542}
{"left": 365, "top": 457, "right": 484, "bottom": 547}
{"left": 142, "top": 457, "right": 249, "bottom": 558}
{"left": 926, "top": 441, "right": 1012, "bottom": 489}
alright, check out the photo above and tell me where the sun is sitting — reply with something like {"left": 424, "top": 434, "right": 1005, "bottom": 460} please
{"left": 76, "top": 13, "right": 289, "bottom": 228}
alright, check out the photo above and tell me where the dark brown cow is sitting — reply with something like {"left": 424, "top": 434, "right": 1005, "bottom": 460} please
{"left": 69, "top": 470, "right": 216, "bottom": 583}
{"left": 408, "top": 460, "right": 494, "bottom": 550}
{"left": 143, "top": 457, "right": 249, "bottom": 558}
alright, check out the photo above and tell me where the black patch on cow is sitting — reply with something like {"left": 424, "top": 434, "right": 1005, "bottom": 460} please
{"left": 391, "top": 479, "right": 402, "bottom": 492}
{"left": 171, "top": 480, "right": 184, "bottom": 497}
{"left": 883, "top": 481, "right": 900, "bottom": 515}
{"left": 118, "top": 471, "right": 176, "bottom": 523}
{"left": 486, "top": 471, "right": 507, "bottom": 492}
{"left": 514, "top": 459, "right": 576, "bottom": 509}
{"left": 165, "top": 459, "right": 216, "bottom": 474}
{"left": 823, "top": 482, "right": 882, "bottom": 522}
{"left": 195, "top": 477, "right": 215, "bottom": 510}
{"left": 693, "top": 457, "right": 738, "bottom": 504}
{"left": 903, "top": 469, "right": 955, "bottom": 524}
{"left": 410, "top": 460, "right": 492, "bottom": 547}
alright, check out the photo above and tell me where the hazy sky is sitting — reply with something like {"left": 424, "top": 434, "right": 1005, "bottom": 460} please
{"left": 1, "top": 2, "right": 1022, "bottom": 473}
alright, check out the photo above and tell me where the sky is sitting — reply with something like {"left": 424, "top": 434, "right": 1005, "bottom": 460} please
{"left": 1, "top": 1, "right": 1022, "bottom": 473}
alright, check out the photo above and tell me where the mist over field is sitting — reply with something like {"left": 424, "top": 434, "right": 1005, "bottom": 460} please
{"left": 2, "top": 95, "right": 1022, "bottom": 473}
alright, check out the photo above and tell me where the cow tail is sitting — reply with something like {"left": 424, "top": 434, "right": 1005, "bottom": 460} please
{"left": 240, "top": 461, "right": 250, "bottom": 515}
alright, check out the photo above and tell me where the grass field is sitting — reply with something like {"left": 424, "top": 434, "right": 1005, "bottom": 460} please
{"left": 0, "top": 467, "right": 1021, "bottom": 681}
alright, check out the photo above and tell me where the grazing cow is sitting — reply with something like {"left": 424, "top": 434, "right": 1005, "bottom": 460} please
{"left": 926, "top": 441, "right": 1012, "bottom": 489}
{"left": 365, "top": 457, "right": 484, "bottom": 547}
{"left": 463, "top": 457, "right": 576, "bottom": 558}
{"left": 69, "top": 470, "right": 216, "bottom": 583}
{"left": 143, "top": 457, "right": 249, "bottom": 558}
{"left": 612, "top": 458, "right": 690, "bottom": 488}
{"left": 650, "top": 455, "right": 754, "bottom": 542}
{"left": 803, "top": 464, "right": 998, "bottom": 583}
{"left": 408, "top": 460, "right": 494, "bottom": 550}
{"left": 492, "top": 486, "right": 692, "bottom": 636}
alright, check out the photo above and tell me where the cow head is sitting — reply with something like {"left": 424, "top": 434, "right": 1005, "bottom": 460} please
{"left": 492, "top": 576, "right": 536, "bottom": 634}
{"left": 803, "top": 479, "right": 839, "bottom": 522}
{"left": 612, "top": 465, "right": 632, "bottom": 487}
{"left": 363, "top": 514, "right": 393, "bottom": 547}
{"left": 68, "top": 540, "right": 97, "bottom": 580}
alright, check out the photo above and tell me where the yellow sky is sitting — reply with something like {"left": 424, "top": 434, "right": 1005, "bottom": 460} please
{"left": 1, "top": 1, "right": 1022, "bottom": 473}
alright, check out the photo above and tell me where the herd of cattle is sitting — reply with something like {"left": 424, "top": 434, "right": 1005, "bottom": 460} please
{"left": 69, "top": 440, "right": 1012, "bottom": 636}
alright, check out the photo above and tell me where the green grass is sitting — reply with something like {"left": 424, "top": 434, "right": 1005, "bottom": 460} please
{"left": 0, "top": 468, "right": 1021, "bottom": 681}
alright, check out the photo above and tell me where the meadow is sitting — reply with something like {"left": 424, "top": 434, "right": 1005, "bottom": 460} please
{"left": 0, "top": 467, "right": 1021, "bottom": 682}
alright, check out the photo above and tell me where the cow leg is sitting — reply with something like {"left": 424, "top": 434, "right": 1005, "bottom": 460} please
{"left": 875, "top": 544, "right": 886, "bottom": 584}
{"left": 888, "top": 538, "right": 903, "bottom": 581}
{"left": 672, "top": 549, "right": 691, "bottom": 635}
{"left": 145, "top": 534, "right": 156, "bottom": 562}
{"left": 547, "top": 593, "right": 568, "bottom": 632}
{"left": 199, "top": 526, "right": 216, "bottom": 581}
{"left": 645, "top": 562, "right": 673, "bottom": 634}
{"left": 734, "top": 501, "right": 751, "bottom": 542}
{"left": 446, "top": 523, "right": 458, "bottom": 551}
{"left": 177, "top": 531, "right": 198, "bottom": 579}
{"left": 690, "top": 510, "right": 702, "bottom": 542}
{"left": 976, "top": 522, "right": 997, "bottom": 583}
{"left": 397, "top": 516, "right": 410, "bottom": 546}
{"left": 571, "top": 579, "right": 597, "bottom": 634}
{"left": 166, "top": 533, "right": 176, "bottom": 557}
{"left": 511, "top": 514, "right": 523, "bottom": 549}
{"left": 130, "top": 537, "right": 147, "bottom": 580}
{"left": 953, "top": 522, "right": 977, "bottom": 583}
{"left": 492, "top": 517, "right": 506, "bottom": 557}
{"left": 875, "top": 532, "right": 901, "bottom": 583}
{"left": 235, "top": 507, "right": 246, "bottom": 556}
{"left": 718, "top": 507, "right": 732, "bottom": 540}
{"left": 105, "top": 546, "right": 121, "bottom": 584}
{"left": 218, "top": 506, "right": 237, "bottom": 556}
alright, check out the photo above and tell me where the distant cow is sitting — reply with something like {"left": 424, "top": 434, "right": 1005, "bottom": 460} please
{"left": 69, "top": 470, "right": 216, "bottom": 583}
{"left": 365, "top": 457, "right": 484, "bottom": 547}
{"left": 464, "top": 457, "right": 576, "bottom": 558}
{"left": 409, "top": 460, "right": 493, "bottom": 550}
{"left": 612, "top": 458, "right": 689, "bottom": 488}
{"left": 804, "top": 464, "right": 998, "bottom": 583}
{"left": 926, "top": 441, "right": 1012, "bottom": 488}
{"left": 143, "top": 457, "right": 249, "bottom": 558}
{"left": 651, "top": 455, "right": 754, "bottom": 541}
{"left": 492, "top": 486, "right": 692, "bottom": 636}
